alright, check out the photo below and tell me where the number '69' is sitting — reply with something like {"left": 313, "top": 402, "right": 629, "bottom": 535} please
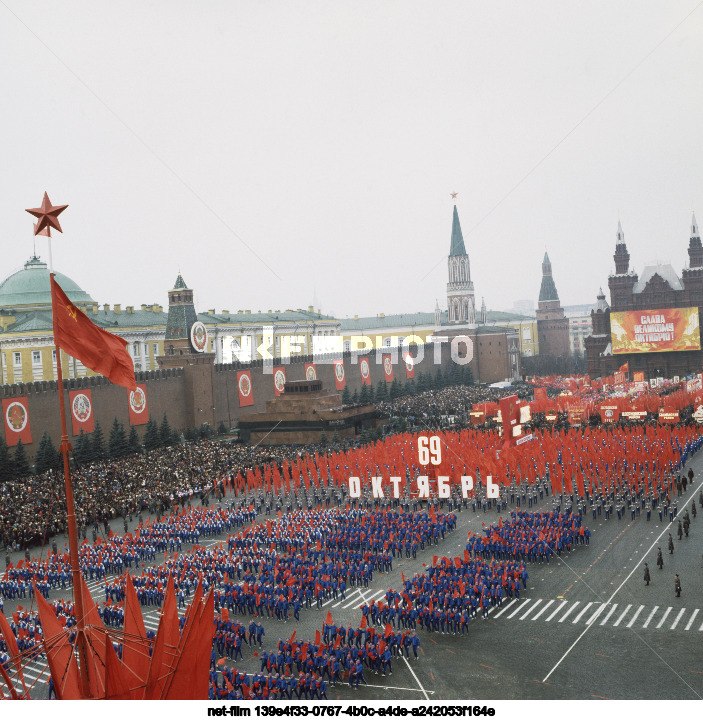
{"left": 418, "top": 436, "right": 441, "bottom": 465}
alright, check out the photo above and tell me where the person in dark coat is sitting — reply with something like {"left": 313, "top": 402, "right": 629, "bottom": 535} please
{"left": 668, "top": 533, "right": 675, "bottom": 554}
{"left": 691, "top": 500, "right": 697, "bottom": 519}
{"left": 674, "top": 574, "right": 681, "bottom": 598}
{"left": 656, "top": 547, "right": 664, "bottom": 569}
{"left": 643, "top": 563, "right": 651, "bottom": 586}
{"left": 688, "top": 468, "right": 694, "bottom": 484}
{"left": 677, "top": 520, "right": 683, "bottom": 540}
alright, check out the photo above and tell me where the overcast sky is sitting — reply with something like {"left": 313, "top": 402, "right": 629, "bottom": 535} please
{"left": 1, "top": 1, "right": 702, "bottom": 319}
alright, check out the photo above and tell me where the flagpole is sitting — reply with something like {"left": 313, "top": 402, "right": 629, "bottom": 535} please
{"left": 48, "top": 236, "right": 92, "bottom": 698}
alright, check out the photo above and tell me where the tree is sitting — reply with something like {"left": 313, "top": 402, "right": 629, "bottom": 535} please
{"left": 0, "top": 437, "right": 12, "bottom": 481}
{"left": 159, "top": 414, "right": 172, "bottom": 447}
{"left": 217, "top": 421, "right": 227, "bottom": 436}
{"left": 342, "top": 387, "right": 351, "bottom": 405}
{"left": 351, "top": 389, "right": 359, "bottom": 405}
{"left": 376, "top": 380, "right": 387, "bottom": 401}
{"left": 434, "top": 367, "right": 444, "bottom": 389}
{"left": 127, "top": 425, "right": 142, "bottom": 455}
{"left": 108, "top": 418, "right": 128, "bottom": 458}
{"left": 13, "top": 439, "right": 31, "bottom": 478}
{"left": 331, "top": 430, "right": 340, "bottom": 444}
{"left": 143, "top": 417, "right": 160, "bottom": 451}
{"left": 319, "top": 431, "right": 328, "bottom": 446}
{"left": 389, "top": 379, "right": 401, "bottom": 400}
{"left": 73, "top": 430, "right": 91, "bottom": 465}
{"left": 35, "top": 431, "right": 59, "bottom": 474}
{"left": 416, "top": 372, "right": 428, "bottom": 393}
{"left": 368, "top": 384, "right": 375, "bottom": 403}
{"left": 91, "top": 420, "right": 106, "bottom": 461}
{"left": 359, "top": 384, "right": 369, "bottom": 404}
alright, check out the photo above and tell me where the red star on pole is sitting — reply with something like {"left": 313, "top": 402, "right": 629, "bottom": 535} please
{"left": 33, "top": 221, "right": 51, "bottom": 238}
{"left": 26, "top": 192, "right": 68, "bottom": 235}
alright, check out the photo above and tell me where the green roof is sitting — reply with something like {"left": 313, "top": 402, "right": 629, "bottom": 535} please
{"left": 173, "top": 273, "right": 188, "bottom": 290}
{"left": 539, "top": 252, "right": 560, "bottom": 302}
{"left": 340, "top": 312, "right": 446, "bottom": 331}
{"left": 199, "top": 310, "right": 336, "bottom": 324}
{"left": 0, "top": 256, "right": 94, "bottom": 309}
{"left": 449, "top": 205, "right": 467, "bottom": 257}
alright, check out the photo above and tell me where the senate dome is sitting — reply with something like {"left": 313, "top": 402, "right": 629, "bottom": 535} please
{"left": 0, "top": 256, "right": 94, "bottom": 311}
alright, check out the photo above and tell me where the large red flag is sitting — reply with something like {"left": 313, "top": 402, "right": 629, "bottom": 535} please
{"left": 51, "top": 276, "right": 136, "bottom": 391}
{"left": 237, "top": 370, "right": 254, "bottom": 407}
{"left": 333, "top": 360, "right": 346, "bottom": 390}
{"left": 2, "top": 397, "right": 32, "bottom": 446}
{"left": 69, "top": 389, "right": 95, "bottom": 434}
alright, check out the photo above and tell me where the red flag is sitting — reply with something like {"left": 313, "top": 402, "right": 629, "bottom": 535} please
{"left": 69, "top": 389, "right": 94, "bottom": 434}
{"left": 273, "top": 367, "right": 286, "bottom": 397}
{"left": 325, "top": 611, "right": 333, "bottom": 626}
{"left": 2, "top": 397, "right": 32, "bottom": 446}
{"left": 382, "top": 354, "right": 393, "bottom": 383}
{"left": 237, "top": 370, "right": 254, "bottom": 407}
{"left": 51, "top": 276, "right": 136, "bottom": 391}
{"left": 304, "top": 362, "right": 317, "bottom": 381}
{"left": 384, "top": 623, "right": 392, "bottom": 638}
{"left": 360, "top": 615, "right": 367, "bottom": 629}
{"left": 314, "top": 630, "right": 321, "bottom": 646}
{"left": 404, "top": 352, "right": 415, "bottom": 379}
{"left": 333, "top": 360, "right": 346, "bottom": 390}
{"left": 128, "top": 384, "right": 149, "bottom": 426}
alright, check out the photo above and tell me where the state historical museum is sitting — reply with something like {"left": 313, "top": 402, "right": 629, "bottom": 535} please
{"left": 585, "top": 215, "right": 703, "bottom": 379}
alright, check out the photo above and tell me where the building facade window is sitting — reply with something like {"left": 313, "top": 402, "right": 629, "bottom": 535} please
{"left": 32, "top": 350, "right": 41, "bottom": 364}
{"left": 13, "top": 352, "right": 21, "bottom": 366}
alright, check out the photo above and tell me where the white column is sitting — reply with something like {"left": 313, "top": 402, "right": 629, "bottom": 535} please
{"left": 140, "top": 340, "right": 148, "bottom": 370}
{"left": 215, "top": 333, "right": 223, "bottom": 363}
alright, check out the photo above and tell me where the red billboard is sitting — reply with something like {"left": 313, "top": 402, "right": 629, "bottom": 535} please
{"left": 610, "top": 307, "right": 700, "bottom": 354}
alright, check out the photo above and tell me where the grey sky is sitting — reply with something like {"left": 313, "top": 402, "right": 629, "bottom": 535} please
{"left": 1, "top": 1, "right": 702, "bottom": 319}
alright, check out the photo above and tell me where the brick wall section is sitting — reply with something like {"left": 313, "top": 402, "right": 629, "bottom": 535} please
{"left": 1, "top": 328, "right": 514, "bottom": 460}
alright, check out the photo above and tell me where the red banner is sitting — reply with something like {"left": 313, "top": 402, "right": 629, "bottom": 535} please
{"left": 382, "top": 355, "right": 393, "bottom": 383}
{"left": 658, "top": 410, "right": 679, "bottom": 424}
{"left": 333, "top": 360, "right": 345, "bottom": 390}
{"left": 568, "top": 408, "right": 585, "bottom": 425}
{"left": 613, "top": 371, "right": 625, "bottom": 386}
{"left": 359, "top": 357, "right": 371, "bottom": 386}
{"left": 273, "top": 367, "right": 286, "bottom": 396}
{"left": 633, "top": 371, "right": 645, "bottom": 382}
{"left": 2, "top": 396, "right": 32, "bottom": 446}
{"left": 469, "top": 411, "right": 485, "bottom": 424}
{"left": 128, "top": 384, "right": 149, "bottom": 426}
{"left": 237, "top": 371, "right": 254, "bottom": 407}
{"left": 611, "top": 307, "right": 700, "bottom": 354}
{"left": 304, "top": 363, "right": 317, "bottom": 381}
{"left": 404, "top": 353, "right": 414, "bottom": 379}
{"left": 599, "top": 404, "right": 620, "bottom": 423}
{"left": 69, "top": 389, "right": 94, "bottom": 435}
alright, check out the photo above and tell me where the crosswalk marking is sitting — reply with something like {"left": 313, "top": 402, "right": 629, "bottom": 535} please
{"left": 586, "top": 604, "right": 605, "bottom": 626}
{"left": 685, "top": 609, "right": 699, "bottom": 631}
{"left": 642, "top": 606, "right": 659, "bottom": 629}
{"left": 545, "top": 601, "right": 567, "bottom": 622}
{"left": 494, "top": 598, "right": 702, "bottom": 632}
{"left": 656, "top": 607, "right": 672, "bottom": 629}
{"left": 558, "top": 601, "right": 579, "bottom": 622}
{"left": 572, "top": 602, "right": 594, "bottom": 624}
{"left": 670, "top": 608, "right": 686, "bottom": 630}
{"left": 507, "top": 599, "right": 530, "bottom": 619}
{"left": 626, "top": 605, "right": 644, "bottom": 628}
{"left": 613, "top": 604, "right": 632, "bottom": 627}
{"left": 531, "top": 599, "right": 553, "bottom": 620}
{"left": 599, "top": 603, "right": 617, "bottom": 626}
{"left": 520, "top": 599, "right": 541, "bottom": 620}
{"left": 492, "top": 599, "right": 517, "bottom": 618}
